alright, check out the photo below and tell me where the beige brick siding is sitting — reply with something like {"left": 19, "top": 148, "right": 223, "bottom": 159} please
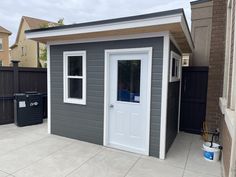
{"left": 205, "top": 0, "right": 227, "bottom": 131}
{"left": 221, "top": 118, "right": 232, "bottom": 177}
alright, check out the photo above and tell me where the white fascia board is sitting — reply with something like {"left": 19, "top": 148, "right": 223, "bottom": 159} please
{"left": 180, "top": 15, "right": 194, "bottom": 52}
{"left": 26, "top": 14, "right": 182, "bottom": 39}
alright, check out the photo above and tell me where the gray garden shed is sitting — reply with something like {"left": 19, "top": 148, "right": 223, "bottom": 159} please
{"left": 26, "top": 9, "right": 193, "bottom": 159}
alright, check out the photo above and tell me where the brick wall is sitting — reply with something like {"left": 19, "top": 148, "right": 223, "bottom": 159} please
{"left": 221, "top": 118, "right": 232, "bottom": 177}
{"left": 205, "top": 0, "right": 227, "bottom": 131}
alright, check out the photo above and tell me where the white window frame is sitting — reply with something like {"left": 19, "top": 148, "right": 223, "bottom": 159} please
{"left": 63, "top": 50, "right": 86, "bottom": 105}
{"left": 169, "top": 51, "right": 181, "bottom": 82}
{"left": 0, "top": 38, "right": 3, "bottom": 51}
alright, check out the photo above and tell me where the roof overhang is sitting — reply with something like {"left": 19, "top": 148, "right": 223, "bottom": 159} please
{"left": 26, "top": 9, "right": 194, "bottom": 53}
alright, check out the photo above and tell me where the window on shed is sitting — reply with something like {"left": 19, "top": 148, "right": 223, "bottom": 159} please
{"left": 63, "top": 51, "right": 86, "bottom": 105}
{"left": 169, "top": 51, "right": 181, "bottom": 82}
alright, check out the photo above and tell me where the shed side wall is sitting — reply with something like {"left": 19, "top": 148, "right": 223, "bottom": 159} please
{"left": 166, "top": 41, "right": 181, "bottom": 152}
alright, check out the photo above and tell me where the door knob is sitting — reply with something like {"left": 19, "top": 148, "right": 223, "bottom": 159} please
{"left": 109, "top": 104, "right": 114, "bottom": 108}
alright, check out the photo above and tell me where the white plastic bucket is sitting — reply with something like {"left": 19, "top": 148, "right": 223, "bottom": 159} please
{"left": 202, "top": 142, "right": 221, "bottom": 162}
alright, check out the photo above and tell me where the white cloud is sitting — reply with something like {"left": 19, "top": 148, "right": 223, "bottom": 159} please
{"left": 0, "top": 0, "right": 191, "bottom": 45}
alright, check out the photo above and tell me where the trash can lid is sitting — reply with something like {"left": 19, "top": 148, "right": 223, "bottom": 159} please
{"left": 25, "top": 91, "right": 38, "bottom": 94}
{"left": 14, "top": 93, "right": 26, "bottom": 96}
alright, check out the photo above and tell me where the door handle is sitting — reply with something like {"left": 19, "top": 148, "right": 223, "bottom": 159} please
{"left": 109, "top": 104, "right": 114, "bottom": 108}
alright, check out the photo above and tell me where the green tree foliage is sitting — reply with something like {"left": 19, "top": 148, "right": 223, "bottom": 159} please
{"left": 39, "top": 47, "right": 47, "bottom": 61}
{"left": 38, "top": 18, "right": 65, "bottom": 64}
{"left": 57, "top": 18, "right": 64, "bottom": 26}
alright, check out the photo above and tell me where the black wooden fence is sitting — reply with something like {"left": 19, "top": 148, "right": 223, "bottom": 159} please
{"left": 180, "top": 67, "right": 209, "bottom": 134}
{"left": 0, "top": 61, "right": 47, "bottom": 125}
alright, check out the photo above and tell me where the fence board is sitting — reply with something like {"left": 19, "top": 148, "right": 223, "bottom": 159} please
{"left": 0, "top": 62, "right": 47, "bottom": 125}
{"left": 19, "top": 70, "right": 47, "bottom": 93}
{"left": 180, "top": 66, "right": 209, "bottom": 134}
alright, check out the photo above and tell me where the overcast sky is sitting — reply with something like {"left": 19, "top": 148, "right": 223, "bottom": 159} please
{"left": 0, "top": 0, "right": 192, "bottom": 46}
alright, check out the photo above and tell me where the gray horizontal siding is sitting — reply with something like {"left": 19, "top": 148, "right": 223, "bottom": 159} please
{"left": 165, "top": 41, "right": 181, "bottom": 153}
{"left": 50, "top": 37, "right": 164, "bottom": 157}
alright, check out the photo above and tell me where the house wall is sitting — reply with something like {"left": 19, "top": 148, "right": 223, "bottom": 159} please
{"left": 10, "top": 20, "right": 46, "bottom": 68}
{"left": 0, "top": 32, "right": 10, "bottom": 66}
{"left": 220, "top": 0, "right": 236, "bottom": 176}
{"left": 191, "top": 0, "right": 213, "bottom": 66}
{"left": 50, "top": 37, "right": 164, "bottom": 157}
{"left": 191, "top": 1, "right": 235, "bottom": 176}
{"left": 205, "top": 0, "right": 227, "bottom": 131}
{"left": 165, "top": 41, "right": 181, "bottom": 152}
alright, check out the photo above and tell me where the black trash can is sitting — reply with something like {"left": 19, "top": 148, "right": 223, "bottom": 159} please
{"left": 14, "top": 92, "right": 43, "bottom": 127}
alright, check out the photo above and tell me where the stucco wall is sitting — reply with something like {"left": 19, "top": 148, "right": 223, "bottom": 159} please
{"left": 191, "top": 0, "right": 213, "bottom": 66}
{"left": 10, "top": 20, "right": 46, "bottom": 67}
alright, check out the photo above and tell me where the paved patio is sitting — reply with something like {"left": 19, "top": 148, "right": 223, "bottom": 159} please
{"left": 0, "top": 121, "right": 222, "bottom": 177}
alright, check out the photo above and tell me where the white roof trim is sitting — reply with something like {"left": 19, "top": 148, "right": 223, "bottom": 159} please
{"left": 26, "top": 14, "right": 181, "bottom": 39}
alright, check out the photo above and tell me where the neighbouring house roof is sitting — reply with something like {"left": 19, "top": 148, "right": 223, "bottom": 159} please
{"left": 26, "top": 9, "right": 194, "bottom": 53}
{"left": 0, "top": 26, "right": 12, "bottom": 35}
{"left": 22, "top": 16, "right": 57, "bottom": 29}
{"left": 190, "top": 0, "right": 212, "bottom": 5}
{"left": 10, "top": 16, "right": 57, "bottom": 49}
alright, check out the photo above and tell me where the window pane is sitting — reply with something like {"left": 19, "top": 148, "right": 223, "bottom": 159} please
{"left": 68, "top": 78, "right": 82, "bottom": 99}
{"left": 172, "top": 58, "right": 176, "bottom": 77}
{"left": 0, "top": 38, "right": 3, "bottom": 50}
{"left": 117, "top": 60, "right": 141, "bottom": 103}
{"left": 68, "top": 56, "right": 82, "bottom": 76}
{"left": 175, "top": 60, "right": 179, "bottom": 77}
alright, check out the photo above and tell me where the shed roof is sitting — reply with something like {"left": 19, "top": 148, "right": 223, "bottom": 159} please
{"left": 26, "top": 9, "right": 194, "bottom": 53}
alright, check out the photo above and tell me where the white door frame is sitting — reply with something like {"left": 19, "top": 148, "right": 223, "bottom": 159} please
{"left": 103, "top": 47, "right": 153, "bottom": 155}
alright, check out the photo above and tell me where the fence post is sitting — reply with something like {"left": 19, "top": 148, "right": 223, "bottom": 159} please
{"left": 11, "top": 60, "right": 20, "bottom": 93}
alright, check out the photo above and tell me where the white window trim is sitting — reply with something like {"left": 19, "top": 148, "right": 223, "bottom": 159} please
{"left": 169, "top": 51, "right": 181, "bottom": 82}
{"left": 63, "top": 51, "right": 86, "bottom": 105}
{"left": 223, "top": 0, "right": 233, "bottom": 99}
{"left": 230, "top": 2, "right": 236, "bottom": 110}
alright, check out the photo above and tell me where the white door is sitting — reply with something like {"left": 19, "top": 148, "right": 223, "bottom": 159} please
{"left": 108, "top": 51, "right": 150, "bottom": 155}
